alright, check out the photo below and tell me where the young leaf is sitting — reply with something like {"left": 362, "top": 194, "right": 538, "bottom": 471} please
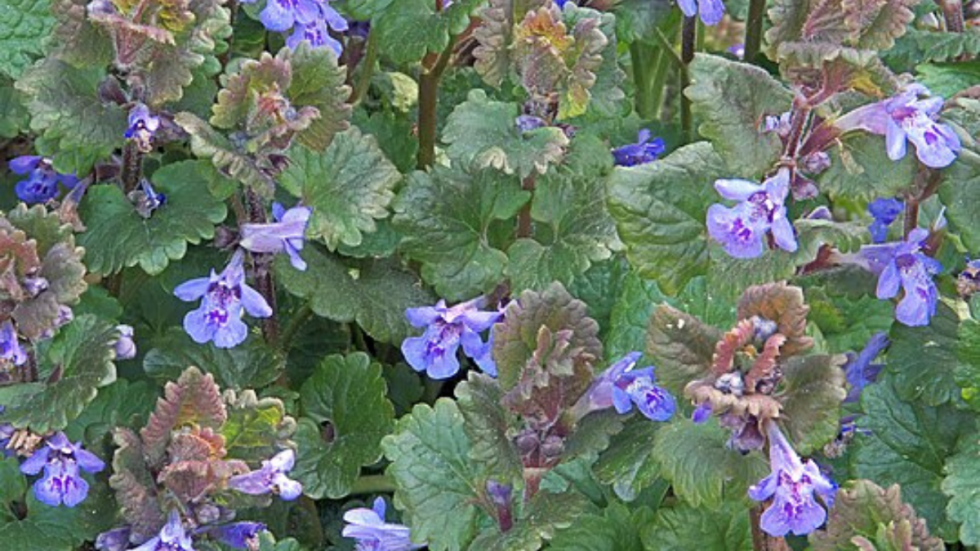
{"left": 287, "top": 42, "right": 352, "bottom": 151}
{"left": 373, "top": 0, "right": 483, "bottom": 64}
{"left": 293, "top": 353, "right": 395, "bottom": 499}
{"left": 78, "top": 161, "right": 228, "bottom": 275}
{"left": 470, "top": 491, "right": 594, "bottom": 551}
{"left": 686, "top": 54, "right": 793, "bottom": 178}
{"left": 382, "top": 399, "right": 486, "bottom": 551}
{"left": 275, "top": 247, "right": 435, "bottom": 344}
{"left": 455, "top": 372, "right": 523, "bottom": 482}
{"left": 221, "top": 389, "right": 296, "bottom": 464}
{"left": 778, "top": 354, "right": 847, "bottom": 455}
{"left": 393, "top": 166, "right": 529, "bottom": 301}
{"left": 278, "top": 130, "right": 400, "bottom": 251}
{"left": 645, "top": 303, "right": 721, "bottom": 397}
{"left": 607, "top": 142, "right": 726, "bottom": 296}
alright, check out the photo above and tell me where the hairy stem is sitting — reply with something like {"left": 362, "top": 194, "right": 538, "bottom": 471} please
{"left": 350, "top": 474, "right": 397, "bottom": 495}
{"left": 416, "top": 38, "right": 457, "bottom": 170}
{"left": 121, "top": 142, "right": 143, "bottom": 193}
{"left": 749, "top": 506, "right": 791, "bottom": 551}
{"left": 744, "top": 0, "right": 767, "bottom": 63}
{"left": 349, "top": 30, "right": 378, "bottom": 106}
{"left": 681, "top": 16, "right": 697, "bottom": 139}
{"left": 516, "top": 174, "right": 536, "bottom": 239}
{"left": 244, "top": 188, "right": 280, "bottom": 345}
{"left": 937, "top": 0, "right": 965, "bottom": 33}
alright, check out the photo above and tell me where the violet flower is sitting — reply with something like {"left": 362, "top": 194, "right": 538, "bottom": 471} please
{"left": 227, "top": 449, "right": 303, "bottom": 501}
{"left": 174, "top": 250, "right": 272, "bottom": 348}
{"left": 843, "top": 332, "right": 888, "bottom": 403}
{"left": 749, "top": 421, "right": 836, "bottom": 537}
{"left": 342, "top": 497, "right": 424, "bottom": 551}
{"left": 861, "top": 228, "right": 941, "bottom": 327}
{"left": 401, "top": 297, "right": 502, "bottom": 379}
{"left": 130, "top": 179, "right": 167, "bottom": 219}
{"left": 210, "top": 522, "right": 266, "bottom": 549}
{"left": 515, "top": 115, "right": 547, "bottom": 134}
{"left": 612, "top": 129, "right": 666, "bottom": 167}
{"left": 707, "top": 168, "right": 797, "bottom": 259}
{"left": 8, "top": 156, "right": 78, "bottom": 204}
{"left": 677, "top": 0, "right": 725, "bottom": 25}
{"left": 867, "top": 198, "right": 903, "bottom": 243}
{"left": 0, "top": 320, "right": 27, "bottom": 367}
{"left": 114, "top": 324, "right": 137, "bottom": 360}
{"left": 585, "top": 352, "right": 676, "bottom": 422}
{"left": 124, "top": 103, "right": 160, "bottom": 153}
{"left": 20, "top": 432, "right": 105, "bottom": 507}
{"left": 239, "top": 202, "right": 311, "bottom": 271}
{"left": 95, "top": 526, "right": 131, "bottom": 551}
{"left": 834, "top": 84, "right": 961, "bottom": 168}
{"left": 132, "top": 510, "right": 195, "bottom": 551}
{"left": 286, "top": 4, "right": 348, "bottom": 55}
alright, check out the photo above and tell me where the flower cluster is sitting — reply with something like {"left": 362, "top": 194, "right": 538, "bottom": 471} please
{"left": 402, "top": 297, "right": 502, "bottom": 379}
{"left": 343, "top": 497, "right": 424, "bottom": 551}
{"left": 8, "top": 156, "right": 78, "bottom": 204}
{"left": 707, "top": 168, "right": 797, "bottom": 259}
{"left": 240, "top": 0, "right": 348, "bottom": 54}
{"left": 584, "top": 352, "right": 676, "bottom": 422}
{"left": 20, "top": 432, "right": 105, "bottom": 508}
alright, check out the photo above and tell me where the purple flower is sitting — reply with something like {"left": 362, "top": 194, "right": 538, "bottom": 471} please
{"left": 585, "top": 352, "right": 676, "bottom": 422}
{"left": 861, "top": 228, "right": 942, "bottom": 326}
{"left": 749, "top": 421, "right": 836, "bottom": 537}
{"left": 342, "top": 497, "right": 424, "bottom": 551}
{"left": 707, "top": 168, "right": 797, "bottom": 259}
{"left": 124, "top": 103, "right": 160, "bottom": 153}
{"left": 727, "top": 43, "right": 745, "bottom": 59}
{"left": 8, "top": 156, "right": 78, "bottom": 204}
{"left": 835, "top": 84, "right": 961, "bottom": 168}
{"left": 677, "top": 0, "right": 725, "bottom": 25}
{"left": 210, "top": 522, "right": 266, "bottom": 549}
{"left": 130, "top": 179, "right": 167, "bottom": 219}
{"left": 239, "top": 203, "right": 311, "bottom": 271}
{"left": 401, "top": 297, "right": 502, "bottom": 379}
{"left": 242, "top": 0, "right": 319, "bottom": 32}
{"left": 612, "top": 129, "right": 666, "bottom": 167}
{"left": 114, "top": 324, "right": 137, "bottom": 360}
{"left": 515, "top": 115, "right": 547, "bottom": 134}
{"left": 286, "top": 3, "right": 348, "bottom": 55}
{"left": 132, "top": 511, "right": 195, "bottom": 551}
{"left": 174, "top": 250, "right": 273, "bottom": 348}
{"left": 692, "top": 402, "right": 712, "bottom": 424}
{"left": 868, "top": 198, "right": 904, "bottom": 243}
{"left": 0, "top": 320, "right": 27, "bottom": 367}
{"left": 95, "top": 526, "right": 131, "bottom": 551}
{"left": 227, "top": 449, "right": 302, "bottom": 500}
{"left": 20, "top": 432, "right": 105, "bottom": 507}
{"left": 843, "top": 332, "right": 888, "bottom": 403}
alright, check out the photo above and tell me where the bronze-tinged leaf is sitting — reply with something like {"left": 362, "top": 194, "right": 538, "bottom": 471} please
{"left": 745, "top": 333, "right": 786, "bottom": 391}
{"left": 472, "top": 0, "right": 552, "bottom": 86}
{"left": 711, "top": 318, "right": 754, "bottom": 376}
{"left": 645, "top": 304, "right": 722, "bottom": 397}
{"left": 685, "top": 381, "right": 783, "bottom": 423}
{"left": 108, "top": 428, "right": 165, "bottom": 541}
{"left": 736, "top": 282, "right": 812, "bottom": 357}
{"left": 211, "top": 50, "right": 293, "bottom": 131}
{"left": 140, "top": 366, "right": 227, "bottom": 468}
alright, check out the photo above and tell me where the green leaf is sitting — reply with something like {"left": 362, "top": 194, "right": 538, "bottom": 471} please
{"left": 550, "top": 503, "right": 651, "bottom": 551}
{"left": 143, "top": 328, "right": 284, "bottom": 391}
{"left": 78, "top": 161, "right": 228, "bottom": 275}
{"left": 778, "top": 354, "right": 847, "bottom": 455}
{"left": 917, "top": 61, "right": 980, "bottom": 98}
{"left": 818, "top": 133, "right": 917, "bottom": 200}
{"left": 275, "top": 246, "right": 435, "bottom": 344}
{"left": 223, "top": 389, "right": 296, "bottom": 463}
{"left": 287, "top": 42, "right": 352, "bottom": 151}
{"left": 567, "top": 257, "right": 628, "bottom": 337}
{"left": 942, "top": 433, "right": 980, "bottom": 546}
{"left": 593, "top": 416, "right": 662, "bottom": 502}
{"left": 65, "top": 379, "right": 156, "bottom": 444}
{"left": 442, "top": 89, "right": 569, "bottom": 179}
{"left": 16, "top": 58, "right": 128, "bottom": 174}
{"left": 645, "top": 303, "right": 722, "bottom": 397}
{"left": 885, "top": 28, "right": 980, "bottom": 67}
{"left": 0, "top": 315, "right": 117, "bottom": 433}
{"left": 804, "top": 285, "right": 894, "bottom": 353}
{"left": 472, "top": 491, "right": 596, "bottom": 551}
{"left": 643, "top": 502, "right": 753, "bottom": 551}
{"left": 651, "top": 418, "right": 768, "bottom": 508}
{"left": 939, "top": 155, "right": 980, "bottom": 255}
{"left": 373, "top": 0, "right": 483, "bottom": 64}
{"left": 887, "top": 302, "right": 962, "bottom": 407}
{"left": 0, "top": 0, "right": 54, "bottom": 78}
{"left": 686, "top": 54, "right": 793, "bottom": 178}
{"left": 852, "top": 377, "right": 976, "bottom": 541}
{"left": 0, "top": 84, "right": 29, "bottom": 138}
{"left": 393, "top": 166, "right": 529, "bottom": 301}
{"left": 279, "top": 130, "right": 400, "bottom": 250}
{"left": 382, "top": 399, "right": 486, "bottom": 551}
{"left": 607, "top": 142, "right": 725, "bottom": 295}
{"left": 454, "top": 372, "right": 523, "bottom": 482}
{"left": 294, "top": 353, "right": 395, "bottom": 499}
{"left": 956, "top": 318, "right": 980, "bottom": 411}
{"left": 0, "top": 482, "right": 116, "bottom": 551}
{"left": 811, "top": 479, "right": 944, "bottom": 551}
{"left": 175, "top": 111, "right": 277, "bottom": 193}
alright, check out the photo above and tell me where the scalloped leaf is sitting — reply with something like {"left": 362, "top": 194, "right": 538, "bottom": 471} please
{"left": 0, "top": 315, "right": 117, "bottom": 433}
{"left": 593, "top": 416, "right": 663, "bottom": 502}
{"left": 470, "top": 490, "right": 594, "bottom": 551}
{"left": 0, "top": 477, "right": 116, "bottom": 551}
{"left": 686, "top": 54, "right": 793, "bottom": 178}
{"left": 393, "top": 166, "right": 529, "bottom": 301}
{"left": 279, "top": 130, "right": 399, "bottom": 251}
{"left": 939, "top": 153, "right": 980, "bottom": 255}
{"left": 817, "top": 133, "right": 917, "bottom": 200}
{"left": 442, "top": 90, "right": 569, "bottom": 179}
{"left": 373, "top": 0, "right": 483, "bottom": 64}
{"left": 607, "top": 142, "right": 725, "bottom": 296}
{"left": 78, "top": 161, "right": 228, "bottom": 275}
{"left": 0, "top": 0, "right": 54, "bottom": 78}
{"left": 777, "top": 353, "right": 847, "bottom": 455}
{"left": 651, "top": 418, "right": 768, "bottom": 508}
{"left": 943, "top": 433, "right": 980, "bottom": 546}
{"left": 887, "top": 302, "right": 962, "bottom": 408}
{"left": 455, "top": 372, "right": 523, "bottom": 482}
{"left": 293, "top": 353, "right": 394, "bottom": 499}
{"left": 812, "top": 479, "right": 944, "bottom": 551}
{"left": 642, "top": 502, "right": 753, "bottom": 551}
{"left": 109, "top": 427, "right": 165, "bottom": 540}
{"left": 275, "top": 246, "right": 435, "bottom": 344}
{"left": 645, "top": 304, "right": 722, "bottom": 397}
{"left": 16, "top": 58, "right": 128, "bottom": 174}
{"left": 287, "top": 42, "right": 352, "bottom": 150}
{"left": 382, "top": 399, "right": 486, "bottom": 551}
{"left": 47, "top": 0, "right": 114, "bottom": 68}
{"left": 473, "top": 0, "right": 549, "bottom": 85}
{"left": 493, "top": 282, "right": 602, "bottom": 390}
{"left": 222, "top": 389, "right": 296, "bottom": 464}
{"left": 175, "top": 111, "right": 278, "bottom": 193}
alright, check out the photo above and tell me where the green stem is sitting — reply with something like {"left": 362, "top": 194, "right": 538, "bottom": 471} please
{"left": 647, "top": 50, "right": 670, "bottom": 120}
{"left": 349, "top": 30, "right": 378, "bottom": 106}
{"left": 744, "top": 0, "right": 766, "bottom": 63}
{"left": 279, "top": 303, "right": 313, "bottom": 352}
{"left": 516, "top": 174, "right": 536, "bottom": 238}
{"left": 416, "top": 38, "right": 457, "bottom": 170}
{"left": 350, "top": 474, "right": 397, "bottom": 495}
{"left": 681, "top": 16, "right": 697, "bottom": 139}
{"left": 630, "top": 41, "right": 657, "bottom": 119}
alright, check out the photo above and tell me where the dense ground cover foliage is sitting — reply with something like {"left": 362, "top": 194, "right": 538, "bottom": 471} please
{"left": 1, "top": 0, "right": 980, "bottom": 548}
